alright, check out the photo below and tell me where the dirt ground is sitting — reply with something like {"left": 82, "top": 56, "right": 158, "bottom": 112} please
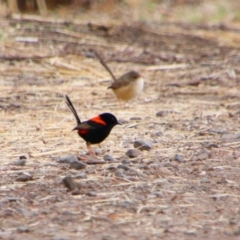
{"left": 1, "top": 13, "right": 240, "bottom": 240}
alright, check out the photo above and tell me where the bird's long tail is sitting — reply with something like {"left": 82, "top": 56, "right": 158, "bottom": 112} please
{"left": 94, "top": 51, "right": 117, "bottom": 82}
{"left": 65, "top": 95, "right": 81, "bottom": 125}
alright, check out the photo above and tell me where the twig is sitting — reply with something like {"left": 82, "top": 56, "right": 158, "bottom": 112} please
{"left": 29, "top": 149, "right": 71, "bottom": 157}
{"left": 145, "top": 64, "right": 189, "bottom": 71}
{"left": 94, "top": 51, "right": 117, "bottom": 82}
{"left": 11, "top": 13, "right": 69, "bottom": 24}
{"left": 0, "top": 55, "right": 55, "bottom": 61}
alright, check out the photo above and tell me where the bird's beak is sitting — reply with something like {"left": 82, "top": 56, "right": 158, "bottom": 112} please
{"left": 117, "top": 121, "right": 122, "bottom": 125}
{"left": 72, "top": 126, "right": 78, "bottom": 131}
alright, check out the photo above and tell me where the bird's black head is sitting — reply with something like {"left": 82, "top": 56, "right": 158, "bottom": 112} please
{"left": 100, "top": 113, "right": 121, "bottom": 126}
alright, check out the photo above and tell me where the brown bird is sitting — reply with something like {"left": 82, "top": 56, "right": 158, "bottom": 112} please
{"left": 94, "top": 51, "right": 144, "bottom": 102}
{"left": 108, "top": 70, "right": 144, "bottom": 101}
{"left": 65, "top": 95, "right": 120, "bottom": 156}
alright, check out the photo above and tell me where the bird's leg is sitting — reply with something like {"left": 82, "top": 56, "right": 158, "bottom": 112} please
{"left": 78, "top": 143, "right": 97, "bottom": 161}
{"left": 124, "top": 102, "right": 130, "bottom": 108}
{"left": 117, "top": 99, "right": 129, "bottom": 108}
{"left": 86, "top": 143, "right": 96, "bottom": 157}
{"left": 117, "top": 98, "right": 123, "bottom": 108}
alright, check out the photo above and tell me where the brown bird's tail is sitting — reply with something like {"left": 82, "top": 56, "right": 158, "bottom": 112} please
{"left": 65, "top": 95, "right": 81, "bottom": 125}
{"left": 94, "top": 51, "right": 117, "bottom": 82}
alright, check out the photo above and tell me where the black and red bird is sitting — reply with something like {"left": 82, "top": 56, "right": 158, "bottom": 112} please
{"left": 65, "top": 95, "right": 120, "bottom": 155}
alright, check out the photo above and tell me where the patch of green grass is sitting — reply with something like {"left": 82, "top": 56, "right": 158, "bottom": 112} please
{"left": 0, "top": 29, "right": 5, "bottom": 41}
{"left": 209, "top": 4, "right": 228, "bottom": 22}
{"left": 233, "top": 9, "right": 240, "bottom": 22}
{"left": 68, "top": 24, "right": 74, "bottom": 32}
{"left": 143, "top": 0, "right": 239, "bottom": 23}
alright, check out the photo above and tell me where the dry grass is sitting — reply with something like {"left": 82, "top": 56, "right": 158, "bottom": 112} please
{"left": 54, "top": 0, "right": 240, "bottom": 24}
{"left": 1, "top": 5, "right": 240, "bottom": 240}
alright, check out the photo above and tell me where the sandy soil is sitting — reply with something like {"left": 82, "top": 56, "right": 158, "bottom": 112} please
{"left": 1, "top": 15, "right": 240, "bottom": 240}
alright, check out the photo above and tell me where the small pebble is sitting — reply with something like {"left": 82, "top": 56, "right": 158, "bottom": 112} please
{"left": 86, "top": 191, "right": 97, "bottom": 197}
{"left": 2, "top": 197, "right": 21, "bottom": 202}
{"left": 153, "top": 191, "right": 163, "bottom": 197}
{"left": 58, "top": 155, "right": 78, "bottom": 164}
{"left": 151, "top": 131, "right": 163, "bottom": 137}
{"left": 12, "top": 159, "right": 26, "bottom": 166}
{"left": 115, "top": 168, "right": 126, "bottom": 178}
{"left": 201, "top": 177, "right": 211, "bottom": 183}
{"left": 224, "top": 228, "right": 240, "bottom": 236}
{"left": 85, "top": 51, "right": 95, "bottom": 58}
{"left": 221, "top": 133, "right": 240, "bottom": 142}
{"left": 201, "top": 141, "right": 218, "bottom": 149}
{"left": 205, "top": 143, "right": 219, "bottom": 149}
{"left": 106, "top": 166, "right": 116, "bottom": 171}
{"left": 103, "top": 154, "right": 115, "bottom": 162}
{"left": 121, "top": 159, "right": 130, "bottom": 164}
{"left": 129, "top": 117, "right": 142, "bottom": 121}
{"left": 125, "top": 149, "right": 139, "bottom": 158}
{"left": 137, "top": 164, "right": 149, "bottom": 170}
{"left": 134, "top": 140, "right": 153, "bottom": 150}
{"left": 117, "top": 164, "right": 130, "bottom": 171}
{"left": 71, "top": 189, "right": 81, "bottom": 195}
{"left": 122, "top": 140, "right": 131, "bottom": 148}
{"left": 16, "top": 172, "right": 32, "bottom": 182}
{"left": 229, "top": 217, "right": 238, "bottom": 225}
{"left": 118, "top": 119, "right": 128, "bottom": 124}
{"left": 212, "top": 194, "right": 228, "bottom": 201}
{"left": 17, "top": 226, "right": 30, "bottom": 233}
{"left": 198, "top": 131, "right": 206, "bottom": 136}
{"left": 62, "top": 177, "right": 77, "bottom": 191}
{"left": 158, "top": 167, "right": 173, "bottom": 176}
{"left": 156, "top": 110, "right": 168, "bottom": 117}
{"left": 70, "top": 161, "right": 86, "bottom": 170}
{"left": 117, "top": 201, "right": 132, "bottom": 208}
{"left": 196, "top": 149, "right": 211, "bottom": 161}
{"left": 185, "top": 229, "right": 197, "bottom": 235}
{"left": 91, "top": 91, "right": 97, "bottom": 96}
{"left": 75, "top": 172, "right": 87, "bottom": 179}
{"left": 149, "top": 162, "right": 160, "bottom": 168}
{"left": 173, "top": 153, "right": 184, "bottom": 163}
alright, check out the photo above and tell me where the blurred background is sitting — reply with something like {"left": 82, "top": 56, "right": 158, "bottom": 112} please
{"left": 1, "top": 0, "right": 240, "bottom": 24}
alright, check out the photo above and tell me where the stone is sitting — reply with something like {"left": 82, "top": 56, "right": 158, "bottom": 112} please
{"left": 62, "top": 177, "right": 77, "bottom": 191}
{"left": 12, "top": 159, "right": 26, "bottom": 166}
{"left": 134, "top": 140, "right": 153, "bottom": 150}
{"left": 156, "top": 110, "right": 168, "bottom": 117}
{"left": 117, "top": 164, "right": 130, "bottom": 171}
{"left": 173, "top": 153, "right": 184, "bottom": 163}
{"left": 75, "top": 172, "right": 87, "bottom": 179}
{"left": 58, "top": 155, "right": 78, "bottom": 164}
{"left": 17, "top": 226, "right": 30, "bottom": 233}
{"left": 125, "top": 149, "right": 139, "bottom": 158}
{"left": 115, "top": 169, "right": 126, "bottom": 178}
{"left": 130, "top": 117, "right": 142, "bottom": 121}
{"left": 103, "top": 154, "right": 115, "bottom": 162}
{"left": 16, "top": 172, "right": 32, "bottom": 182}
{"left": 70, "top": 161, "right": 86, "bottom": 170}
